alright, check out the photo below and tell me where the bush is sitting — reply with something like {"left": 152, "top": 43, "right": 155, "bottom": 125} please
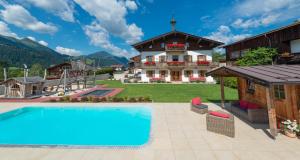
{"left": 70, "top": 98, "right": 79, "bottom": 102}
{"left": 87, "top": 96, "right": 94, "bottom": 102}
{"left": 137, "top": 97, "right": 144, "bottom": 102}
{"left": 143, "top": 96, "right": 151, "bottom": 102}
{"left": 99, "top": 97, "right": 107, "bottom": 102}
{"left": 58, "top": 97, "right": 64, "bottom": 102}
{"left": 95, "top": 67, "right": 114, "bottom": 75}
{"left": 49, "top": 98, "right": 57, "bottom": 102}
{"left": 63, "top": 96, "right": 70, "bottom": 102}
{"left": 128, "top": 97, "right": 137, "bottom": 102}
{"left": 112, "top": 97, "right": 124, "bottom": 102}
{"left": 216, "top": 77, "right": 237, "bottom": 89}
{"left": 80, "top": 97, "right": 88, "bottom": 102}
{"left": 92, "top": 97, "right": 99, "bottom": 102}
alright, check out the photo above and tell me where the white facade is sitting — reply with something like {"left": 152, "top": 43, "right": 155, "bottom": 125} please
{"left": 140, "top": 50, "right": 214, "bottom": 83}
{"left": 291, "top": 39, "right": 300, "bottom": 54}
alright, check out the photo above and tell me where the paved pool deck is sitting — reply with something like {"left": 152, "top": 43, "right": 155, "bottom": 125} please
{"left": 0, "top": 103, "right": 299, "bottom": 160}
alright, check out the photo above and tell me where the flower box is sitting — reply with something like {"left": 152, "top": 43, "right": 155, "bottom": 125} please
{"left": 166, "top": 43, "right": 185, "bottom": 50}
{"left": 150, "top": 77, "right": 165, "bottom": 83}
{"left": 167, "top": 61, "right": 185, "bottom": 66}
{"left": 144, "top": 61, "right": 156, "bottom": 66}
{"left": 190, "top": 77, "right": 206, "bottom": 82}
{"left": 197, "top": 61, "right": 210, "bottom": 66}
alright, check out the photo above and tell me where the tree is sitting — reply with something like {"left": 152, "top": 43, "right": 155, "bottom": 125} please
{"left": 29, "top": 63, "right": 44, "bottom": 77}
{"left": 212, "top": 52, "right": 225, "bottom": 62}
{"left": 237, "top": 47, "right": 278, "bottom": 66}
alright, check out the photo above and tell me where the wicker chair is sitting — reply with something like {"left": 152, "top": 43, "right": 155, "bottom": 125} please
{"left": 206, "top": 111, "right": 235, "bottom": 138}
{"left": 190, "top": 97, "right": 208, "bottom": 114}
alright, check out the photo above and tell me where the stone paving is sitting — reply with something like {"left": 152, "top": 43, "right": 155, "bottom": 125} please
{"left": 0, "top": 103, "right": 299, "bottom": 160}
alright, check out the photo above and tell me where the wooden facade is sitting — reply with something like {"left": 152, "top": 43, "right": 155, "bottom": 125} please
{"left": 224, "top": 21, "right": 300, "bottom": 65}
{"left": 207, "top": 65, "right": 300, "bottom": 138}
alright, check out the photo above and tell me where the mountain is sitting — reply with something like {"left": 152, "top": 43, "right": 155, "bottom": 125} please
{"left": 0, "top": 35, "right": 69, "bottom": 67}
{"left": 76, "top": 51, "right": 129, "bottom": 67}
{"left": 0, "top": 34, "right": 129, "bottom": 68}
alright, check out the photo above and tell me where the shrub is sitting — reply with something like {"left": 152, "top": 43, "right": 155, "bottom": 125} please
{"left": 63, "top": 96, "right": 70, "bottom": 102}
{"left": 98, "top": 97, "right": 106, "bottom": 102}
{"left": 58, "top": 97, "right": 64, "bottom": 102}
{"left": 123, "top": 96, "right": 128, "bottom": 102}
{"left": 80, "top": 97, "right": 88, "bottom": 102}
{"left": 128, "top": 97, "right": 137, "bottom": 102}
{"left": 92, "top": 97, "right": 99, "bottom": 102}
{"left": 70, "top": 98, "right": 79, "bottom": 102}
{"left": 87, "top": 96, "right": 94, "bottom": 102}
{"left": 137, "top": 97, "right": 144, "bottom": 102}
{"left": 49, "top": 98, "right": 57, "bottom": 102}
{"left": 216, "top": 77, "right": 237, "bottom": 89}
{"left": 143, "top": 96, "right": 151, "bottom": 102}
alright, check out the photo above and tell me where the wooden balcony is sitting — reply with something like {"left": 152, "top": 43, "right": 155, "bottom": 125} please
{"left": 165, "top": 44, "right": 187, "bottom": 52}
{"left": 141, "top": 61, "right": 214, "bottom": 69}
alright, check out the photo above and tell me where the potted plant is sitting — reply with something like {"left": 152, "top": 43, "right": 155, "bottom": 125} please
{"left": 281, "top": 120, "right": 300, "bottom": 138}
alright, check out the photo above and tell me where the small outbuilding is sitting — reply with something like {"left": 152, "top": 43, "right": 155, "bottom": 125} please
{"left": 1, "top": 76, "right": 45, "bottom": 98}
{"left": 207, "top": 65, "right": 300, "bottom": 138}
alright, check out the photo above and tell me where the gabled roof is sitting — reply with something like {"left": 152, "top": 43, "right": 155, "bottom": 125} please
{"left": 207, "top": 65, "right": 300, "bottom": 86}
{"left": 132, "top": 30, "right": 224, "bottom": 49}
{"left": 223, "top": 21, "right": 300, "bottom": 48}
{"left": 2, "top": 76, "right": 45, "bottom": 84}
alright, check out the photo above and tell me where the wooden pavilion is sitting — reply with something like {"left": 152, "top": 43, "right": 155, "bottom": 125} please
{"left": 207, "top": 65, "right": 300, "bottom": 138}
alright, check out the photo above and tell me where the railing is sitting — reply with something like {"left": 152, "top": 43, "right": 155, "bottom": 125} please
{"left": 141, "top": 61, "right": 213, "bottom": 68}
{"left": 165, "top": 44, "right": 187, "bottom": 51}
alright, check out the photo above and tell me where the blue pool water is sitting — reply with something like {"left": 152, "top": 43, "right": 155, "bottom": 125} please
{"left": 0, "top": 107, "right": 151, "bottom": 147}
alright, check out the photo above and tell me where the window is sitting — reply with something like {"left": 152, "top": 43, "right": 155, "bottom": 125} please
{"left": 160, "top": 70, "right": 167, "bottom": 78}
{"left": 172, "top": 55, "right": 179, "bottom": 61}
{"left": 274, "top": 85, "right": 285, "bottom": 99}
{"left": 231, "top": 51, "right": 240, "bottom": 59}
{"left": 184, "top": 55, "right": 192, "bottom": 62}
{"left": 197, "top": 55, "right": 206, "bottom": 61}
{"left": 184, "top": 70, "right": 192, "bottom": 77}
{"left": 161, "top": 43, "right": 165, "bottom": 48}
{"left": 198, "top": 70, "right": 206, "bottom": 77}
{"left": 186, "top": 42, "right": 190, "bottom": 48}
{"left": 146, "top": 56, "right": 154, "bottom": 62}
{"left": 159, "top": 56, "right": 166, "bottom": 63}
{"left": 146, "top": 70, "right": 154, "bottom": 78}
{"left": 246, "top": 79, "right": 255, "bottom": 94}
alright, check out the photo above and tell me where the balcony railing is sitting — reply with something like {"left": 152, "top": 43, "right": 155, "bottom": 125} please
{"left": 141, "top": 61, "right": 213, "bottom": 68}
{"left": 165, "top": 43, "right": 187, "bottom": 51}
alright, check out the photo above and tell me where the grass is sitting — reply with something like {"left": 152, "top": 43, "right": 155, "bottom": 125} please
{"left": 97, "top": 80, "right": 238, "bottom": 103}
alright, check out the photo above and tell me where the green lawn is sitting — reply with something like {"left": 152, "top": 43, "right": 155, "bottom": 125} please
{"left": 97, "top": 80, "right": 238, "bottom": 103}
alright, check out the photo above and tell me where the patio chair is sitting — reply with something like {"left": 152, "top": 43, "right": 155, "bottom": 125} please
{"left": 191, "top": 97, "right": 208, "bottom": 114}
{"left": 206, "top": 110, "right": 235, "bottom": 137}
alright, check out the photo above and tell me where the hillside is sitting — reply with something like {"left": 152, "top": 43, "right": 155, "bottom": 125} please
{"left": 77, "top": 51, "right": 129, "bottom": 67}
{"left": 0, "top": 35, "right": 69, "bottom": 67}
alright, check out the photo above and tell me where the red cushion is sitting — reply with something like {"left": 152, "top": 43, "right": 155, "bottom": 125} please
{"left": 247, "top": 103, "right": 260, "bottom": 109}
{"left": 239, "top": 100, "right": 248, "bottom": 109}
{"left": 192, "top": 97, "right": 202, "bottom": 105}
{"left": 210, "top": 111, "right": 230, "bottom": 119}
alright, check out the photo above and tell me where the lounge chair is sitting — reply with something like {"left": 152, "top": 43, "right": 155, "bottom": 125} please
{"left": 191, "top": 97, "right": 208, "bottom": 114}
{"left": 206, "top": 110, "right": 235, "bottom": 137}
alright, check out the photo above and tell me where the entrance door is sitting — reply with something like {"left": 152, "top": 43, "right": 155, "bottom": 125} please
{"left": 32, "top": 86, "right": 37, "bottom": 95}
{"left": 171, "top": 71, "right": 181, "bottom": 81}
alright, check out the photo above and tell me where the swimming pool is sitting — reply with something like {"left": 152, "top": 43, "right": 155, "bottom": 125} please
{"left": 80, "top": 89, "right": 113, "bottom": 97}
{"left": 0, "top": 107, "right": 151, "bottom": 147}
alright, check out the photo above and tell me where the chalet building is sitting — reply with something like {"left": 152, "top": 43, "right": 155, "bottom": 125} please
{"left": 1, "top": 76, "right": 44, "bottom": 98}
{"left": 128, "top": 55, "right": 141, "bottom": 74}
{"left": 224, "top": 21, "right": 300, "bottom": 65}
{"left": 132, "top": 18, "right": 223, "bottom": 83}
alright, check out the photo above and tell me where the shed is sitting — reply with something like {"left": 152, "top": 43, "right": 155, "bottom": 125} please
{"left": 207, "top": 65, "right": 300, "bottom": 138}
{"left": 1, "top": 76, "right": 45, "bottom": 98}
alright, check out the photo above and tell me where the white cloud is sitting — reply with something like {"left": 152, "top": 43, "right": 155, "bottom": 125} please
{"left": 74, "top": 0, "right": 143, "bottom": 44}
{"left": 55, "top": 46, "right": 81, "bottom": 56}
{"left": 206, "top": 25, "right": 251, "bottom": 44}
{"left": 21, "top": 0, "right": 75, "bottom": 22}
{"left": 231, "top": 0, "right": 300, "bottom": 29}
{"left": 0, "top": 21, "right": 18, "bottom": 38}
{"left": 125, "top": 0, "right": 138, "bottom": 11}
{"left": 83, "top": 22, "right": 131, "bottom": 57}
{"left": 38, "top": 40, "right": 48, "bottom": 46}
{"left": 0, "top": 3, "right": 58, "bottom": 34}
{"left": 27, "top": 36, "right": 48, "bottom": 46}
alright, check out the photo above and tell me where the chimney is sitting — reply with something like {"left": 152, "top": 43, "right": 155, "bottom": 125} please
{"left": 170, "top": 16, "right": 176, "bottom": 31}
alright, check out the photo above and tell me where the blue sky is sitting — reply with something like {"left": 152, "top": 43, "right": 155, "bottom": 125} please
{"left": 0, "top": 0, "right": 299, "bottom": 57}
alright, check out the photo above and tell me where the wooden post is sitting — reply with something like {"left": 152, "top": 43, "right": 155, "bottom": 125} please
{"left": 63, "top": 69, "right": 67, "bottom": 93}
{"left": 93, "top": 71, "right": 96, "bottom": 86}
{"left": 266, "top": 85, "right": 278, "bottom": 138}
{"left": 220, "top": 77, "right": 225, "bottom": 108}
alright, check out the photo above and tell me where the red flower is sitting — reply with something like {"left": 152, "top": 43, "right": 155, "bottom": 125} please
{"left": 197, "top": 61, "right": 210, "bottom": 65}
{"left": 144, "top": 61, "right": 156, "bottom": 65}
{"left": 166, "top": 43, "right": 185, "bottom": 48}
